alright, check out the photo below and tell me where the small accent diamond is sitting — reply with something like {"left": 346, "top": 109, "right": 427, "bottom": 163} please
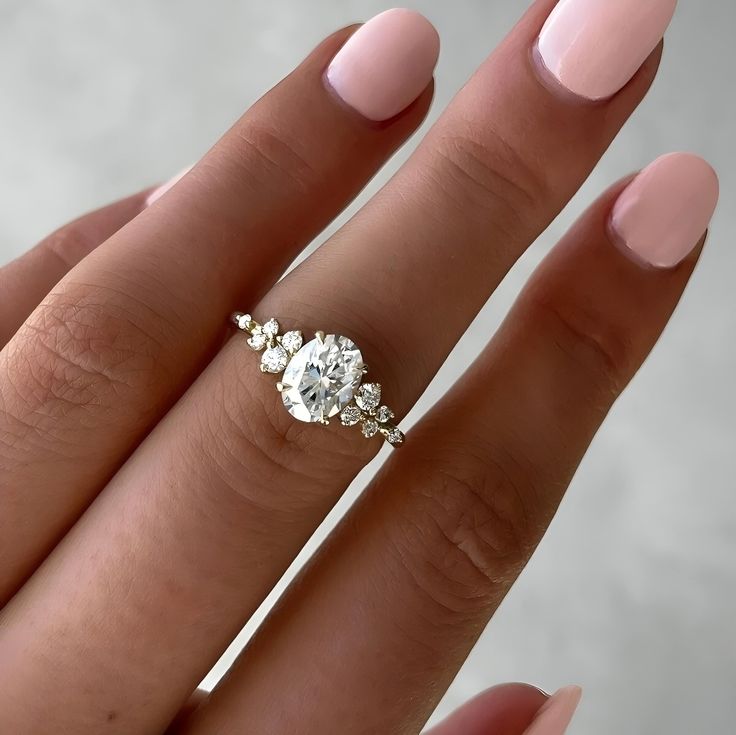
{"left": 261, "top": 345, "right": 288, "bottom": 373}
{"left": 340, "top": 405, "right": 362, "bottom": 427}
{"left": 237, "top": 313, "right": 252, "bottom": 330}
{"left": 376, "top": 405, "right": 394, "bottom": 423}
{"left": 263, "top": 318, "right": 280, "bottom": 338}
{"left": 386, "top": 427, "right": 405, "bottom": 445}
{"left": 281, "top": 330, "right": 303, "bottom": 354}
{"left": 356, "top": 383, "right": 381, "bottom": 412}
{"left": 247, "top": 332, "right": 267, "bottom": 350}
{"left": 362, "top": 419, "right": 379, "bottom": 438}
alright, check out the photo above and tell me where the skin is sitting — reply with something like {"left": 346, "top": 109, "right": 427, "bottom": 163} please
{"left": 0, "top": 1, "right": 712, "bottom": 733}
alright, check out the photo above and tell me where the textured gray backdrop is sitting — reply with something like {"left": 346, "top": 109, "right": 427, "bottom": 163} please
{"left": 1, "top": 1, "right": 734, "bottom": 733}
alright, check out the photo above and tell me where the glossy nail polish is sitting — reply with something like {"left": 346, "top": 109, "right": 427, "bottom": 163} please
{"left": 524, "top": 686, "right": 582, "bottom": 735}
{"left": 325, "top": 8, "right": 440, "bottom": 122}
{"left": 611, "top": 153, "right": 719, "bottom": 269}
{"left": 536, "top": 0, "right": 677, "bottom": 100}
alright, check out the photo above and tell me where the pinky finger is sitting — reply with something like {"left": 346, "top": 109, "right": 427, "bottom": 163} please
{"left": 0, "top": 187, "right": 153, "bottom": 346}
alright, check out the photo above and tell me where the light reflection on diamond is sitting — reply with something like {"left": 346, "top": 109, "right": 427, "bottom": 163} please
{"left": 261, "top": 345, "right": 288, "bottom": 373}
{"left": 281, "top": 335, "right": 364, "bottom": 423}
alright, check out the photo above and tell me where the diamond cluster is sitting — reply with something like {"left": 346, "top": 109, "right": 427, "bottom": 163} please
{"left": 233, "top": 313, "right": 404, "bottom": 447}
{"left": 339, "top": 383, "right": 404, "bottom": 445}
{"left": 235, "top": 313, "right": 303, "bottom": 374}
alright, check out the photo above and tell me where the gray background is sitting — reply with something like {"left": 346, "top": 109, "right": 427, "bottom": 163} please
{"left": 1, "top": 1, "right": 734, "bottom": 732}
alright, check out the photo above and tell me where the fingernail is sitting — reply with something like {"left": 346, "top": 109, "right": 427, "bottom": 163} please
{"left": 524, "top": 686, "right": 582, "bottom": 735}
{"left": 536, "top": 0, "right": 677, "bottom": 100}
{"left": 325, "top": 8, "right": 440, "bottom": 122}
{"left": 611, "top": 153, "right": 719, "bottom": 269}
{"left": 145, "top": 165, "right": 193, "bottom": 207}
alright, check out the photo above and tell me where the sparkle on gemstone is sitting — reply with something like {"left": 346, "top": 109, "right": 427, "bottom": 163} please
{"left": 340, "top": 404, "right": 362, "bottom": 427}
{"left": 263, "top": 318, "right": 280, "bottom": 338}
{"left": 261, "top": 345, "right": 288, "bottom": 373}
{"left": 386, "top": 427, "right": 404, "bottom": 445}
{"left": 237, "top": 313, "right": 252, "bottom": 330}
{"left": 281, "top": 330, "right": 303, "bottom": 354}
{"left": 376, "top": 405, "right": 394, "bottom": 423}
{"left": 281, "top": 334, "right": 364, "bottom": 423}
{"left": 356, "top": 383, "right": 381, "bottom": 412}
{"left": 362, "top": 419, "right": 379, "bottom": 438}
{"left": 247, "top": 332, "right": 267, "bottom": 350}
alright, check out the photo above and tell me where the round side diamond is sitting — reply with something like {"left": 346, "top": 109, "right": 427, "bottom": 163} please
{"left": 247, "top": 332, "right": 267, "bottom": 350}
{"left": 340, "top": 405, "right": 362, "bottom": 427}
{"left": 376, "top": 405, "right": 394, "bottom": 423}
{"left": 261, "top": 345, "right": 288, "bottom": 373}
{"left": 281, "top": 330, "right": 303, "bottom": 354}
{"left": 263, "top": 318, "right": 280, "bottom": 338}
{"left": 236, "top": 313, "right": 252, "bottom": 330}
{"left": 386, "top": 427, "right": 405, "bottom": 445}
{"left": 361, "top": 419, "right": 379, "bottom": 438}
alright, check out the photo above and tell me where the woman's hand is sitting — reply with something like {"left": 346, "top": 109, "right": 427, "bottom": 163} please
{"left": 0, "top": 2, "right": 718, "bottom": 733}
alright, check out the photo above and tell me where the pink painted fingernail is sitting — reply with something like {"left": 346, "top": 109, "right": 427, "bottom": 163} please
{"left": 326, "top": 8, "right": 440, "bottom": 122}
{"left": 611, "top": 153, "right": 719, "bottom": 269}
{"left": 523, "top": 686, "right": 582, "bottom": 735}
{"left": 536, "top": 0, "right": 677, "bottom": 100}
{"left": 145, "top": 165, "right": 193, "bottom": 207}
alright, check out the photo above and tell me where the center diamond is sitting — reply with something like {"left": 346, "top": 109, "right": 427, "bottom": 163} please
{"left": 281, "top": 334, "right": 364, "bottom": 423}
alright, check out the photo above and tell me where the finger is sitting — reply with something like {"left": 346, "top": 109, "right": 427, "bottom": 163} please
{"left": 520, "top": 687, "right": 582, "bottom": 735}
{"left": 0, "top": 190, "right": 148, "bottom": 346}
{"left": 255, "top": 0, "right": 670, "bottom": 416}
{"left": 175, "top": 154, "right": 717, "bottom": 734}
{"left": 0, "top": 13, "right": 437, "bottom": 605}
{"left": 424, "top": 684, "right": 548, "bottom": 735}
{"left": 0, "top": 1, "right": 670, "bottom": 729}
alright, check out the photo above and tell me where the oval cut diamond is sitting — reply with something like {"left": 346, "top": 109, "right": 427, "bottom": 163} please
{"left": 281, "top": 335, "right": 364, "bottom": 423}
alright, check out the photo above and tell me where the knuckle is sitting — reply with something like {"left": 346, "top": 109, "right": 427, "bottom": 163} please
{"left": 430, "top": 125, "right": 547, "bottom": 234}
{"left": 231, "top": 121, "right": 322, "bottom": 195}
{"left": 396, "top": 441, "right": 540, "bottom": 617}
{"left": 39, "top": 223, "right": 97, "bottom": 271}
{"left": 527, "top": 285, "right": 629, "bottom": 399}
{"left": 6, "top": 283, "right": 165, "bottom": 422}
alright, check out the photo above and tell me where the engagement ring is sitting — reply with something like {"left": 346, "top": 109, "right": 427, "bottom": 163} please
{"left": 231, "top": 312, "right": 405, "bottom": 447}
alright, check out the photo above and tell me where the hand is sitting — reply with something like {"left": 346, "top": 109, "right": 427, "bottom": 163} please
{"left": 0, "top": 2, "right": 718, "bottom": 734}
